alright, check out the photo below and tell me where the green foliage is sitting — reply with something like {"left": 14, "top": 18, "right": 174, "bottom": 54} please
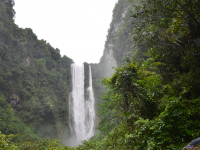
{"left": 37, "top": 58, "right": 46, "bottom": 70}
{"left": 0, "top": 130, "right": 73, "bottom": 150}
{"left": 0, "top": 0, "right": 73, "bottom": 142}
{"left": 86, "top": 58, "right": 200, "bottom": 149}
{"left": 0, "top": 131, "right": 18, "bottom": 149}
{"left": 1, "top": 0, "right": 200, "bottom": 149}
{"left": 17, "top": 138, "right": 71, "bottom": 150}
{"left": 79, "top": 0, "right": 200, "bottom": 149}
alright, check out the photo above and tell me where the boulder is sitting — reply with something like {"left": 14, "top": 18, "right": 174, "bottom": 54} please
{"left": 9, "top": 92, "right": 21, "bottom": 111}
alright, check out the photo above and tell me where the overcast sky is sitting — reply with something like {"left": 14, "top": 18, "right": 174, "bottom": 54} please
{"left": 14, "top": 0, "right": 118, "bottom": 65}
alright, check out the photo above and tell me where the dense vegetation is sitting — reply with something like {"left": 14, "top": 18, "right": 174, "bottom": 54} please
{"left": 1, "top": 0, "right": 200, "bottom": 149}
{"left": 0, "top": 0, "right": 73, "bottom": 145}
{"left": 85, "top": 0, "right": 200, "bottom": 149}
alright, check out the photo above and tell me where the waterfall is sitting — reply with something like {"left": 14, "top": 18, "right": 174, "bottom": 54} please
{"left": 69, "top": 64, "right": 95, "bottom": 145}
{"left": 85, "top": 65, "right": 95, "bottom": 139}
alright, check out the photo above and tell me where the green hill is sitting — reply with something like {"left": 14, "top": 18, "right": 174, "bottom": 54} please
{"left": 0, "top": 0, "right": 73, "bottom": 142}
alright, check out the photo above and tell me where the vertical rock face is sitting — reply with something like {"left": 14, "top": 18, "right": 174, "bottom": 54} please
{"left": 104, "top": 5, "right": 128, "bottom": 63}
{"left": 99, "top": 2, "right": 129, "bottom": 70}
{"left": 105, "top": 43, "right": 114, "bottom": 62}
{"left": 100, "top": 0, "right": 131, "bottom": 67}
{"left": 111, "top": 6, "right": 128, "bottom": 35}
{"left": 91, "top": 0, "right": 132, "bottom": 115}
{"left": 104, "top": 41, "right": 116, "bottom": 66}
{"left": 69, "top": 64, "right": 95, "bottom": 145}
{"left": 84, "top": 63, "right": 89, "bottom": 100}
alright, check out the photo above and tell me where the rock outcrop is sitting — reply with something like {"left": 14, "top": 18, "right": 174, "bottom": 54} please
{"left": 9, "top": 92, "right": 21, "bottom": 111}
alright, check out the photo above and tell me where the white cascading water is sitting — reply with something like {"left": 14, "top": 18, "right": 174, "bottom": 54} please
{"left": 69, "top": 64, "right": 95, "bottom": 145}
{"left": 85, "top": 65, "right": 95, "bottom": 139}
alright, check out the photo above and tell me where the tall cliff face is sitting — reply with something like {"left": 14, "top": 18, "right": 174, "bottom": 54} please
{"left": 0, "top": 0, "right": 73, "bottom": 141}
{"left": 100, "top": 0, "right": 136, "bottom": 67}
{"left": 91, "top": 0, "right": 138, "bottom": 105}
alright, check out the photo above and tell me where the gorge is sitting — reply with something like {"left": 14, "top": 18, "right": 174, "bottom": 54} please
{"left": 1, "top": 0, "right": 200, "bottom": 149}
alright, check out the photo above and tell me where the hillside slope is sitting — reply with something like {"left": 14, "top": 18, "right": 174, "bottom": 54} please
{"left": 0, "top": 0, "right": 73, "bottom": 141}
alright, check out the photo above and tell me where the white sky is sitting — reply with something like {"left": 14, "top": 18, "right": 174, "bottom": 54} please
{"left": 14, "top": 0, "right": 118, "bottom": 65}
